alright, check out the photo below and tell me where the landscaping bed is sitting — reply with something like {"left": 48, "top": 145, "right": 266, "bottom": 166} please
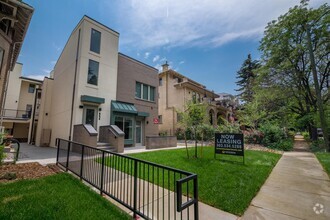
{"left": 0, "top": 162, "right": 60, "bottom": 183}
{"left": 126, "top": 146, "right": 281, "bottom": 216}
{"left": 0, "top": 173, "right": 130, "bottom": 219}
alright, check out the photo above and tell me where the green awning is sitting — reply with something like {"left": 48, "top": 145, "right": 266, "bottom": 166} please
{"left": 81, "top": 95, "right": 105, "bottom": 104}
{"left": 137, "top": 112, "right": 149, "bottom": 117}
{"left": 111, "top": 101, "right": 137, "bottom": 114}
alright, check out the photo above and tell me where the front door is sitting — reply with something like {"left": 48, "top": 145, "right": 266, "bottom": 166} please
{"left": 83, "top": 106, "right": 98, "bottom": 129}
{"left": 135, "top": 120, "right": 142, "bottom": 146}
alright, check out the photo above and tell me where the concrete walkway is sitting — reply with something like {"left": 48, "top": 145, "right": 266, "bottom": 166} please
{"left": 242, "top": 135, "right": 330, "bottom": 220}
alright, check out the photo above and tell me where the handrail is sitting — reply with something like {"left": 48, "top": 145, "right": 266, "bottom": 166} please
{"left": 56, "top": 138, "right": 199, "bottom": 220}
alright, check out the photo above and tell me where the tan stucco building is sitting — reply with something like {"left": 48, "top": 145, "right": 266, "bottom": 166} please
{"left": 33, "top": 16, "right": 158, "bottom": 148}
{"left": 2, "top": 63, "right": 42, "bottom": 142}
{"left": 0, "top": 0, "right": 33, "bottom": 116}
{"left": 158, "top": 63, "right": 229, "bottom": 135}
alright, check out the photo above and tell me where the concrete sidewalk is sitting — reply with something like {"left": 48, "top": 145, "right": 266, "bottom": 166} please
{"left": 242, "top": 136, "right": 330, "bottom": 220}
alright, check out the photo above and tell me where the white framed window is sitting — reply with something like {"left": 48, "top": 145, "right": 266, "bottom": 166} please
{"left": 135, "top": 82, "right": 155, "bottom": 102}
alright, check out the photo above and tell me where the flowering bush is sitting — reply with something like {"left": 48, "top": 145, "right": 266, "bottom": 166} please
{"left": 243, "top": 129, "right": 264, "bottom": 144}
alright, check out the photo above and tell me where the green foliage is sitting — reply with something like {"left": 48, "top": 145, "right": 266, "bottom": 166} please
{"left": 243, "top": 129, "right": 264, "bottom": 144}
{"left": 0, "top": 145, "right": 4, "bottom": 166}
{"left": 310, "top": 139, "right": 327, "bottom": 152}
{"left": 270, "top": 139, "right": 294, "bottom": 151}
{"left": 302, "top": 131, "right": 310, "bottom": 142}
{"left": 236, "top": 54, "right": 260, "bottom": 103}
{"left": 217, "top": 120, "right": 241, "bottom": 133}
{"left": 259, "top": 123, "right": 287, "bottom": 147}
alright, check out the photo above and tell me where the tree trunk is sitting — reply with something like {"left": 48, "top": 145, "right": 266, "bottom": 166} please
{"left": 194, "top": 128, "right": 198, "bottom": 158}
{"left": 184, "top": 131, "right": 189, "bottom": 159}
{"left": 306, "top": 24, "right": 330, "bottom": 151}
{"left": 201, "top": 132, "right": 204, "bottom": 158}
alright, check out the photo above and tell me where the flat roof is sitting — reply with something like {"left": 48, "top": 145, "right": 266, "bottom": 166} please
{"left": 119, "top": 53, "right": 158, "bottom": 71}
{"left": 20, "top": 76, "right": 43, "bottom": 84}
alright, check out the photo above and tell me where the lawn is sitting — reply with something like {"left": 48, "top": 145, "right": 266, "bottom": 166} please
{"left": 126, "top": 147, "right": 281, "bottom": 216}
{"left": 315, "top": 152, "right": 330, "bottom": 176}
{"left": 0, "top": 173, "right": 130, "bottom": 220}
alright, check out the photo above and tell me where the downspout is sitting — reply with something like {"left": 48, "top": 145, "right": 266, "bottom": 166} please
{"left": 69, "top": 29, "right": 81, "bottom": 141}
{"left": 29, "top": 88, "right": 41, "bottom": 144}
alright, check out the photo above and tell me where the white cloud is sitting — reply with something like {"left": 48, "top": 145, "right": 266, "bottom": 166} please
{"left": 153, "top": 55, "right": 160, "bottom": 62}
{"left": 112, "top": 0, "right": 327, "bottom": 49}
{"left": 179, "top": 61, "right": 185, "bottom": 65}
{"left": 144, "top": 52, "right": 150, "bottom": 59}
{"left": 24, "top": 74, "right": 46, "bottom": 81}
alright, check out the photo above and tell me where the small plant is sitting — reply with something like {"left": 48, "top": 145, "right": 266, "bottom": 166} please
{"left": 269, "top": 139, "right": 293, "bottom": 151}
{"left": 301, "top": 131, "right": 310, "bottom": 142}
{"left": 217, "top": 121, "right": 241, "bottom": 133}
{"left": 0, "top": 144, "right": 4, "bottom": 165}
{"left": 310, "top": 139, "right": 326, "bottom": 152}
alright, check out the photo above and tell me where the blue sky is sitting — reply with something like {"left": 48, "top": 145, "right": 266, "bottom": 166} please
{"left": 19, "top": 0, "right": 327, "bottom": 94}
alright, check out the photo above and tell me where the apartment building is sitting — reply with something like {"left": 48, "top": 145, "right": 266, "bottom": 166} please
{"left": 116, "top": 53, "right": 158, "bottom": 146}
{"left": 158, "top": 63, "right": 229, "bottom": 135}
{"left": 0, "top": 0, "right": 33, "bottom": 111}
{"left": 2, "top": 63, "right": 42, "bottom": 142}
{"left": 34, "top": 16, "right": 158, "bottom": 148}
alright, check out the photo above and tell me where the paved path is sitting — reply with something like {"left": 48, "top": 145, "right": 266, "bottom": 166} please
{"left": 242, "top": 135, "right": 330, "bottom": 220}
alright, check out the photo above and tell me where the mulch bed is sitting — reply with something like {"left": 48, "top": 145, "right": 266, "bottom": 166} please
{"left": 245, "top": 144, "right": 283, "bottom": 154}
{"left": 0, "top": 162, "right": 62, "bottom": 183}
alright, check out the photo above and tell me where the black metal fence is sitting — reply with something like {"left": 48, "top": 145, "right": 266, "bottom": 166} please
{"left": 2, "top": 109, "right": 32, "bottom": 119}
{"left": 56, "top": 138, "right": 199, "bottom": 220}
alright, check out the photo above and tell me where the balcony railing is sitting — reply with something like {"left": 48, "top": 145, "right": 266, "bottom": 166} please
{"left": 2, "top": 109, "right": 32, "bottom": 119}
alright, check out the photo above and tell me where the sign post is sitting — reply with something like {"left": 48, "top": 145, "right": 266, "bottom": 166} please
{"left": 214, "top": 133, "right": 244, "bottom": 164}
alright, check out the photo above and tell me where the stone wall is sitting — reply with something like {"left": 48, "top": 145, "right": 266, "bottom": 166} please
{"left": 145, "top": 136, "right": 177, "bottom": 149}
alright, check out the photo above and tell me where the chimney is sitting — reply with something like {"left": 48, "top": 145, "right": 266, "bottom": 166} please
{"left": 162, "top": 61, "right": 169, "bottom": 72}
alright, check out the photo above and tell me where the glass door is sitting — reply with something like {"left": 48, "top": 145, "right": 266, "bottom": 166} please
{"left": 83, "top": 106, "right": 98, "bottom": 129}
{"left": 135, "top": 120, "right": 142, "bottom": 146}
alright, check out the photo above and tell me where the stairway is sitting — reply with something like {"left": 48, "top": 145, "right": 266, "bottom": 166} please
{"left": 96, "top": 142, "right": 116, "bottom": 152}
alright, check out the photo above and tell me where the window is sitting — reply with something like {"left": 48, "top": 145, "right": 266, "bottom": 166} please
{"left": 87, "top": 59, "right": 99, "bottom": 85}
{"left": 0, "top": 48, "right": 4, "bottom": 74}
{"left": 115, "top": 116, "right": 133, "bottom": 140}
{"left": 177, "top": 113, "right": 182, "bottom": 122}
{"left": 28, "top": 84, "right": 35, "bottom": 93}
{"left": 135, "top": 82, "right": 155, "bottom": 102}
{"left": 90, "top": 28, "right": 101, "bottom": 54}
{"left": 158, "top": 115, "right": 162, "bottom": 124}
{"left": 26, "top": 104, "right": 32, "bottom": 118}
{"left": 159, "top": 77, "right": 163, "bottom": 86}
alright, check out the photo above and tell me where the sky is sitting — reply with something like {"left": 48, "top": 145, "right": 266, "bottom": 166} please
{"left": 19, "top": 0, "right": 327, "bottom": 95}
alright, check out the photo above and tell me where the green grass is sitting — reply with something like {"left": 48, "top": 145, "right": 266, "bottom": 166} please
{"left": 316, "top": 152, "right": 330, "bottom": 176}
{"left": 0, "top": 173, "right": 130, "bottom": 220}
{"left": 124, "top": 147, "right": 281, "bottom": 216}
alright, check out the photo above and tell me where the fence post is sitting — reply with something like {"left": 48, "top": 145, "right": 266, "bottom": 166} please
{"left": 56, "top": 139, "right": 60, "bottom": 165}
{"left": 100, "top": 151, "right": 105, "bottom": 195}
{"left": 194, "top": 176, "right": 199, "bottom": 220}
{"left": 66, "top": 142, "right": 71, "bottom": 171}
{"left": 80, "top": 145, "right": 85, "bottom": 180}
{"left": 133, "top": 160, "right": 138, "bottom": 219}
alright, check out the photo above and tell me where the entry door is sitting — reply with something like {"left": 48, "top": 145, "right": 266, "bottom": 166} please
{"left": 83, "top": 106, "right": 98, "bottom": 129}
{"left": 135, "top": 120, "right": 143, "bottom": 146}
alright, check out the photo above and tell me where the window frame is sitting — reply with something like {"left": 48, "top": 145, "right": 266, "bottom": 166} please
{"left": 135, "top": 81, "right": 155, "bottom": 102}
{"left": 28, "top": 84, "right": 35, "bottom": 93}
{"left": 87, "top": 59, "right": 99, "bottom": 86}
{"left": 90, "top": 28, "right": 101, "bottom": 54}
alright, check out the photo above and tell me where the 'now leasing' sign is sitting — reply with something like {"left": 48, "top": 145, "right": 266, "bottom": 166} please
{"left": 215, "top": 133, "right": 244, "bottom": 156}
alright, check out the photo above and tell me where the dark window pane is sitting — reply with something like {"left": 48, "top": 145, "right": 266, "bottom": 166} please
{"left": 150, "top": 86, "right": 155, "bottom": 101}
{"left": 143, "top": 84, "right": 148, "bottom": 100}
{"left": 115, "top": 116, "right": 124, "bottom": 131}
{"left": 135, "top": 82, "right": 141, "bottom": 98}
{"left": 87, "top": 60, "right": 99, "bottom": 85}
{"left": 85, "top": 109, "right": 95, "bottom": 126}
{"left": 90, "top": 29, "right": 101, "bottom": 53}
{"left": 28, "top": 84, "right": 35, "bottom": 93}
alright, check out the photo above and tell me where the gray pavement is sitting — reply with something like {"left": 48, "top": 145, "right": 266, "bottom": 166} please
{"left": 242, "top": 136, "right": 330, "bottom": 220}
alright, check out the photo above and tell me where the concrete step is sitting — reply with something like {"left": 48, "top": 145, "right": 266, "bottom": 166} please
{"left": 96, "top": 143, "right": 116, "bottom": 152}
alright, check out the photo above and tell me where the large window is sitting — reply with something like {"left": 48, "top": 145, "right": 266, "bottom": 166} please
{"left": 135, "top": 82, "right": 155, "bottom": 102}
{"left": 115, "top": 116, "right": 133, "bottom": 140}
{"left": 90, "top": 29, "right": 101, "bottom": 54}
{"left": 87, "top": 59, "right": 99, "bottom": 85}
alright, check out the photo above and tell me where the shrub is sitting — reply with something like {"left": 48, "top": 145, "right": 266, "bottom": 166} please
{"left": 259, "top": 123, "right": 287, "bottom": 147}
{"left": 243, "top": 129, "right": 264, "bottom": 144}
{"left": 302, "top": 131, "right": 310, "bottom": 142}
{"left": 269, "top": 139, "right": 293, "bottom": 151}
{"left": 0, "top": 145, "right": 4, "bottom": 165}
{"left": 310, "top": 139, "right": 326, "bottom": 152}
{"left": 217, "top": 121, "right": 241, "bottom": 133}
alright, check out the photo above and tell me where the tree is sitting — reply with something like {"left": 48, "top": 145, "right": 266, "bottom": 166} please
{"left": 259, "top": 1, "right": 330, "bottom": 150}
{"left": 177, "top": 101, "right": 209, "bottom": 158}
{"left": 236, "top": 54, "right": 260, "bottom": 103}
